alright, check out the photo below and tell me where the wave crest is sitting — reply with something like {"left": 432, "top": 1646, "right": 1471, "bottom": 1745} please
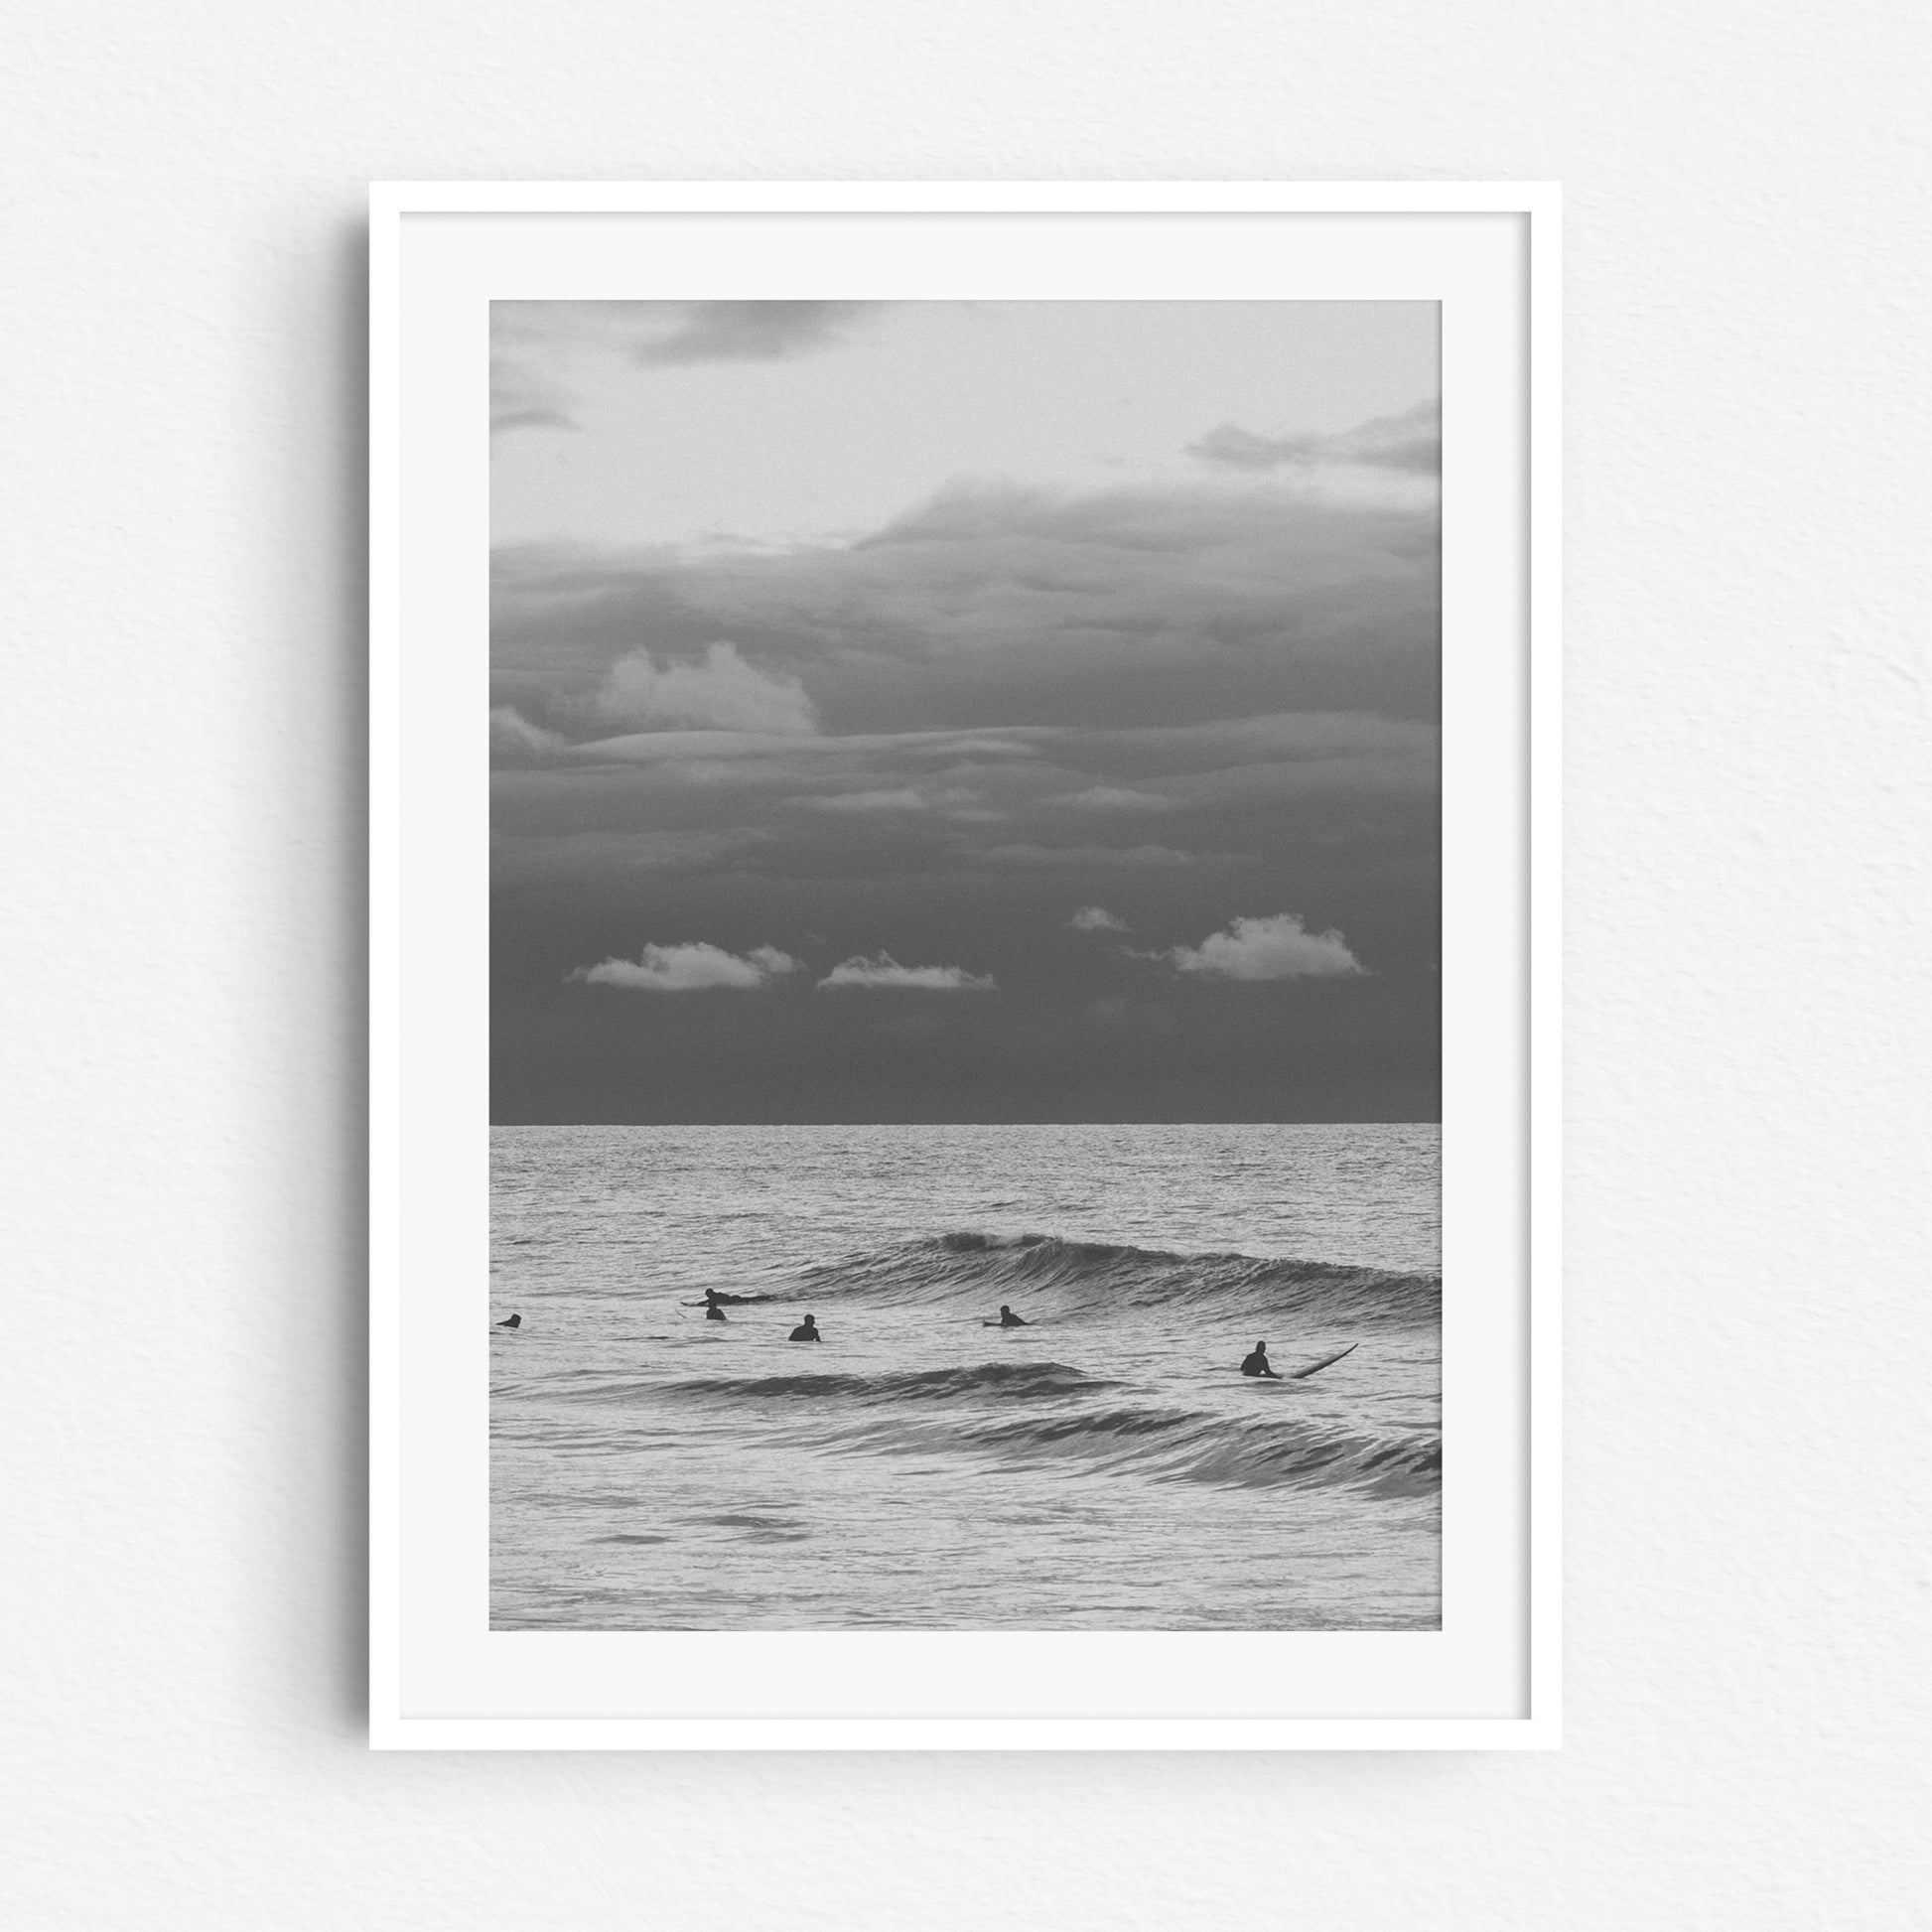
{"left": 563, "top": 1357, "right": 1438, "bottom": 1496}
{"left": 660, "top": 1360, "right": 1113, "bottom": 1404}
{"left": 835, "top": 1404, "right": 1440, "bottom": 1496}
{"left": 798, "top": 1232, "right": 1437, "bottom": 1327}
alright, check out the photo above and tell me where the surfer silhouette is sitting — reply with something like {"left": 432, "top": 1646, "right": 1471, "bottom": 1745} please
{"left": 1239, "top": 1340, "right": 1281, "bottom": 1379}
{"left": 788, "top": 1313, "right": 821, "bottom": 1342}
{"left": 495, "top": 1312, "right": 520, "bottom": 1329}
{"left": 992, "top": 1304, "right": 1029, "bottom": 1327}
{"left": 702, "top": 1288, "right": 729, "bottom": 1322}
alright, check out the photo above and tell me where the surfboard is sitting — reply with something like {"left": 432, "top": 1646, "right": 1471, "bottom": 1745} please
{"left": 1290, "top": 1341, "right": 1358, "bottom": 1380}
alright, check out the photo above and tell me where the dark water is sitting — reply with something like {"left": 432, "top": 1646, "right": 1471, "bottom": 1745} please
{"left": 491, "top": 1123, "right": 1441, "bottom": 1629}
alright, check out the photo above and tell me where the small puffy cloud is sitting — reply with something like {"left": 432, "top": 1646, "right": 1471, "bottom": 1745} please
{"left": 1053, "top": 785, "right": 1174, "bottom": 813}
{"left": 1189, "top": 399, "right": 1440, "bottom": 477}
{"left": 1166, "top": 913, "right": 1362, "bottom": 981}
{"left": 490, "top": 705, "right": 568, "bottom": 764}
{"left": 816, "top": 954, "right": 996, "bottom": 992}
{"left": 1068, "top": 905, "right": 1128, "bottom": 932}
{"left": 570, "top": 942, "right": 802, "bottom": 992}
{"left": 594, "top": 642, "right": 818, "bottom": 736}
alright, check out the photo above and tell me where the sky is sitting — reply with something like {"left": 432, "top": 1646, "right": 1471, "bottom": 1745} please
{"left": 490, "top": 301, "right": 1441, "bottom": 1123}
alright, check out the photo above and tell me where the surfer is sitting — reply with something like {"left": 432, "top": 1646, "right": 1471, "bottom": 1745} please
{"left": 495, "top": 1312, "right": 520, "bottom": 1329}
{"left": 702, "top": 1288, "right": 729, "bottom": 1323}
{"left": 992, "top": 1304, "right": 1029, "bottom": 1327}
{"left": 788, "top": 1314, "right": 821, "bottom": 1343}
{"left": 1239, "top": 1340, "right": 1281, "bottom": 1379}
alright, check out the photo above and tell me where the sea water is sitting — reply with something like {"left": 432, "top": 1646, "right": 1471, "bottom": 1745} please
{"left": 490, "top": 1122, "right": 1441, "bottom": 1630}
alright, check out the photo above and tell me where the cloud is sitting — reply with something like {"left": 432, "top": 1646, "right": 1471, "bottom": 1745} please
{"left": 980, "top": 844, "right": 1197, "bottom": 868}
{"left": 490, "top": 307, "right": 591, "bottom": 434}
{"left": 493, "top": 465, "right": 1433, "bottom": 1034}
{"left": 1068, "top": 905, "right": 1128, "bottom": 932}
{"left": 489, "top": 365, "right": 574, "bottom": 435}
{"left": 1189, "top": 399, "right": 1440, "bottom": 477}
{"left": 594, "top": 642, "right": 818, "bottom": 735}
{"left": 1053, "top": 785, "right": 1174, "bottom": 813}
{"left": 530, "top": 716, "right": 1433, "bottom": 815}
{"left": 795, "top": 788, "right": 928, "bottom": 813}
{"left": 493, "top": 473, "right": 1442, "bottom": 736}
{"left": 631, "top": 302, "right": 877, "bottom": 366}
{"left": 569, "top": 942, "right": 802, "bottom": 992}
{"left": 489, "top": 302, "right": 882, "bottom": 432}
{"left": 1165, "top": 913, "right": 1363, "bottom": 980}
{"left": 491, "top": 825, "right": 776, "bottom": 887}
{"left": 559, "top": 725, "right": 1049, "bottom": 767}
{"left": 489, "top": 697, "right": 1425, "bottom": 902}
{"left": 489, "top": 705, "right": 569, "bottom": 764}
{"left": 816, "top": 955, "right": 996, "bottom": 992}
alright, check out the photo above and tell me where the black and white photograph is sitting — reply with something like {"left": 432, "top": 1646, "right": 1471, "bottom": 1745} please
{"left": 486, "top": 297, "right": 1445, "bottom": 1632}
{"left": 19, "top": 0, "right": 1923, "bottom": 1902}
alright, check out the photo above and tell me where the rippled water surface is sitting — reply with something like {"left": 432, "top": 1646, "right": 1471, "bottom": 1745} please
{"left": 491, "top": 1123, "right": 1441, "bottom": 1629}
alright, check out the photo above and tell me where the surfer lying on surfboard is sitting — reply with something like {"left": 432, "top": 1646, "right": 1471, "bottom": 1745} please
{"left": 983, "top": 1304, "right": 1030, "bottom": 1327}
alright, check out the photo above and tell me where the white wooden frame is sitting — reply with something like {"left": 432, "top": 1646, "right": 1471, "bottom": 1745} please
{"left": 370, "top": 182, "right": 1561, "bottom": 1749}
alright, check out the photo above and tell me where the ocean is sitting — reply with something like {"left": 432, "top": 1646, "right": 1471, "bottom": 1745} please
{"left": 490, "top": 1122, "right": 1441, "bottom": 1630}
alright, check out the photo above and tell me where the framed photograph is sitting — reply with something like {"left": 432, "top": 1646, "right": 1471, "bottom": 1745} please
{"left": 370, "top": 182, "right": 1560, "bottom": 1748}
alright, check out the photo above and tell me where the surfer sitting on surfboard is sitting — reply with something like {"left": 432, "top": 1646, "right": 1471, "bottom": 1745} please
{"left": 788, "top": 1313, "right": 820, "bottom": 1342}
{"left": 495, "top": 1312, "right": 520, "bottom": 1329}
{"left": 1239, "top": 1340, "right": 1281, "bottom": 1379}
{"left": 702, "top": 1288, "right": 728, "bottom": 1322}
{"left": 988, "top": 1304, "right": 1029, "bottom": 1327}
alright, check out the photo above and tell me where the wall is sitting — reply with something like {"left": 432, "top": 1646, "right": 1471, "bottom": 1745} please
{"left": 2, "top": 3, "right": 1925, "bottom": 1924}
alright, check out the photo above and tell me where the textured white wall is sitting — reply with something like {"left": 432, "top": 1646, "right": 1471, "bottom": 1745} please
{"left": 2, "top": 2, "right": 1926, "bottom": 1924}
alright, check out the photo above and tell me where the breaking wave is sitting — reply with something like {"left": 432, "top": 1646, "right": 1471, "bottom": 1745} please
{"left": 560, "top": 1357, "right": 1438, "bottom": 1496}
{"left": 828, "top": 1407, "right": 1443, "bottom": 1497}
{"left": 789, "top": 1232, "right": 1438, "bottom": 1328}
